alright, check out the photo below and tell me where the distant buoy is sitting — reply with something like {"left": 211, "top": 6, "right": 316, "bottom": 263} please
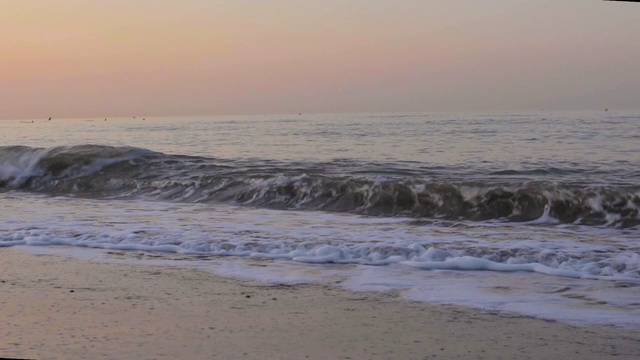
{"left": 605, "top": 108, "right": 608, "bottom": 112}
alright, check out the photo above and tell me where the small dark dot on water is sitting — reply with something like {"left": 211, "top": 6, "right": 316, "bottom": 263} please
{"left": 272, "top": 298, "right": 277, "bottom": 300}
{"left": 70, "top": 290, "right": 75, "bottom": 292}
{"left": 245, "top": 295, "right": 251, "bottom": 298}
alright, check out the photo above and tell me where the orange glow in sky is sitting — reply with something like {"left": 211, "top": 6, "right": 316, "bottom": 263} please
{"left": 1, "top": 0, "right": 639, "bottom": 119}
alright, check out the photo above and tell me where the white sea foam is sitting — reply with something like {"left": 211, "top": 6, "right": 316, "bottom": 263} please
{"left": 21, "top": 245, "right": 640, "bottom": 328}
{"left": 2, "top": 193, "right": 639, "bottom": 277}
{"left": 2, "top": 192, "right": 640, "bottom": 327}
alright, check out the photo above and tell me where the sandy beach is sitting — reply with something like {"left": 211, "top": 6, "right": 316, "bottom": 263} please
{"left": 0, "top": 248, "right": 637, "bottom": 360}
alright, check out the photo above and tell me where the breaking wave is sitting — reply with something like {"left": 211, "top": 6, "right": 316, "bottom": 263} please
{"left": 1, "top": 145, "right": 639, "bottom": 228}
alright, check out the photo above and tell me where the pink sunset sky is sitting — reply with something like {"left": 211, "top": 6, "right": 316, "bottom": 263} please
{"left": 1, "top": 0, "right": 638, "bottom": 119}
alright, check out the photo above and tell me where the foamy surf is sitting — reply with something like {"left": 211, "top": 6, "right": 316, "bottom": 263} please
{"left": 2, "top": 193, "right": 638, "bottom": 279}
{"left": 3, "top": 192, "right": 640, "bottom": 327}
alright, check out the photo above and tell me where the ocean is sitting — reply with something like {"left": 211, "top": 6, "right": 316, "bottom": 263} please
{"left": 1, "top": 111, "right": 639, "bottom": 327}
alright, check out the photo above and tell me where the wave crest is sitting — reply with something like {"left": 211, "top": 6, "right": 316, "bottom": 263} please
{"left": 1, "top": 145, "right": 639, "bottom": 228}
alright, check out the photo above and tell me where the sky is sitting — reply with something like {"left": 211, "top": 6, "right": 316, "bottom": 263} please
{"left": 1, "top": 0, "right": 639, "bottom": 119}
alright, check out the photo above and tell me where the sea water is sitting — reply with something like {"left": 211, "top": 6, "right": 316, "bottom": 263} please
{"left": 1, "top": 112, "right": 639, "bottom": 327}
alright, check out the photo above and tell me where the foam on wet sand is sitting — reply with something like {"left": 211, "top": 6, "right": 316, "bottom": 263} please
{"left": 1, "top": 248, "right": 639, "bottom": 360}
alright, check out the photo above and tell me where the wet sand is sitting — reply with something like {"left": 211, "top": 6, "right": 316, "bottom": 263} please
{"left": 1, "top": 248, "right": 639, "bottom": 360}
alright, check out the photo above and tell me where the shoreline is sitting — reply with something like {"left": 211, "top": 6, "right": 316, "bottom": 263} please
{"left": 1, "top": 247, "right": 639, "bottom": 360}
